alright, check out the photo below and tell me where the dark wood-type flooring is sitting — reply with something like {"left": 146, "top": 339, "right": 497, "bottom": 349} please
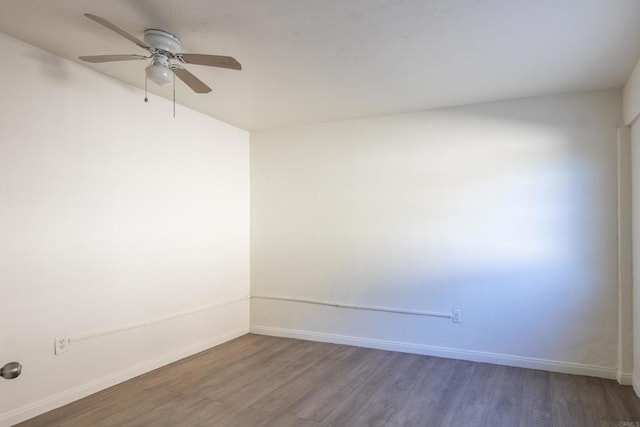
{"left": 17, "top": 334, "right": 640, "bottom": 426}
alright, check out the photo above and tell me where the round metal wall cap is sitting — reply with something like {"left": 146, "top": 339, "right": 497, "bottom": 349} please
{"left": 1, "top": 362, "right": 22, "bottom": 380}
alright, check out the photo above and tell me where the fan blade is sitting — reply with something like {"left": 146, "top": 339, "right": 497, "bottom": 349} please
{"left": 84, "top": 14, "right": 150, "bottom": 50}
{"left": 79, "top": 54, "right": 148, "bottom": 63}
{"left": 178, "top": 54, "right": 241, "bottom": 70}
{"left": 172, "top": 67, "right": 212, "bottom": 93}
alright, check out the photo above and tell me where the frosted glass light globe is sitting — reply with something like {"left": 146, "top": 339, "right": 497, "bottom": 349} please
{"left": 146, "top": 63, "right": 173, "bottom": 86}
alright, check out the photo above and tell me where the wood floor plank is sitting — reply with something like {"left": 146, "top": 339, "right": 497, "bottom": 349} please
{"left": 136, "top": 337, "right": 267, "bottom": 394}
{"left": 602, "top": 377, "right": 640, "bottom": 424}
{"left": 320, "top": 351, "right": 401, "bottom": 426}
{"left": 286, "top": 347, "right": 396, "bottom": 423}
{"left": 168, "top": 336, "right": 297, "bottom": 395}
{"left": 116, "top": 395, "right": 224, "bottom": 427}
{"left": 16, "top": 334, "right": 640, "bottom": 427}
{"left": 519, "top": 369, "right": 552, "bottom": 427}
{"left": 61, "top": 389, "right": 180, "bottom": 427}
{"left": 195, "top": 339, "right": 315, "bottom": 401}
{"left": 484, "top": 365, "right": 523, "bottom": 427}
{"left": 386, "top": 355, "right": 450, "bottom": 426}
{"left": 388, "top": 356, "right": 477, "bottom": 427}
{"left": 213, "top": 340, "right": 338, "bottom": 408}
{"left": 217, "top": 407, "right": 320, "bottom": 427}
{"left": 327, "top": 353, "right": 427, "bottom": 426}
{"left": 450, "top": 362, "right": 500, "bottom": 426}
{"left": 135, "top": 334, "right": 264, "bottom": 390}
{"left": 428, "top": 358, "right": 478, "bottom": 427}
{"left": 550, "top": 372, "right": 588, "bottom": 427}
{"left": 574, "top": 376, "right": 617, "bottom": 427}
{"left": 249, "top": 346, "right": 358, "bottom": 413}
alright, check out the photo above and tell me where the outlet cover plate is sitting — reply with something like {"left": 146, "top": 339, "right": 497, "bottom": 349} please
{"left": 54, "top": 336, "right": 70, "bottom": 355}
{"left": 452, "top": 309, "right": 462, "bottom": 323}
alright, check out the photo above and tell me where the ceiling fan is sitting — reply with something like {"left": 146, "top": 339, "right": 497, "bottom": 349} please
{"left": 79, "top": 13, "right": 241, "bottom": 95}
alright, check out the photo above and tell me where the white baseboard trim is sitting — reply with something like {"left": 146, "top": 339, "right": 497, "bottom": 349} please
{"left": 617, "top": 371, "right": 633, "bottom": 386}
{"left": 0, "top": 328, "right": 249, "bottom": 427}
{"left": 250, "top": 325, "right": 617, "bottom": 380}
{"left": 633, "top": 375, "right": 640, "bottom": 398}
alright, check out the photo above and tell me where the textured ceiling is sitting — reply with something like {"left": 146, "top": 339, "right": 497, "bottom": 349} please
{"left": 1, "top": 0, "right": 640, "bottom": 130}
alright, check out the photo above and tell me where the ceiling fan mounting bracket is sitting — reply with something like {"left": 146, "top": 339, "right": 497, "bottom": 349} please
{"left": 143, "top": 29, "right": 182, "bottom": 56}
{"left": 151, "top": 54, "right": 171, "bottom": 67}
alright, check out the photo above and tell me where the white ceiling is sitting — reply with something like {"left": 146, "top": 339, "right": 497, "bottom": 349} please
{"left": 1, "top": 0, "right": 640, "bottom": 130}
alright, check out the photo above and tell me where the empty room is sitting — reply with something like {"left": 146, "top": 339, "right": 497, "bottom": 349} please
{"left": 3, "top": 0, "right": 640, "bottom": 426}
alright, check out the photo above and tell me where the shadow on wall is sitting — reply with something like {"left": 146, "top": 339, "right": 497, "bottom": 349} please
{"left": 25, "top": 50, "right": 72, "bottom": 84}
{"left": 21, "top": 44, "right": 139, "bottom": 94}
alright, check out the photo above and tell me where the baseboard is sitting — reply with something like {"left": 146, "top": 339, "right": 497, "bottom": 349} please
{"left": 633, "top": 374, "right": 640, "bottom": 398}
{"left": 617, "top": 371, "right": 633, "bottom": 386}
{"left": 250, "top": 325, "right": 617, "bottom": 380}
{"left": 0, "top": 327, "right": 249, "bottom": 427}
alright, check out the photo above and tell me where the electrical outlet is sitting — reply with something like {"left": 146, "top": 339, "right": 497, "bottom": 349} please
{"left": 452, "top": 309, "right": 462, "bottom": 323}
{"left": 54, "top": 336, "right": 70, "bottom": 355}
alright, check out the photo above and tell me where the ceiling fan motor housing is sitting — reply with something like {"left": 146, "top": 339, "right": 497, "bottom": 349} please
{"left": 144, "top": 29, "right": 181, "bottom": 56}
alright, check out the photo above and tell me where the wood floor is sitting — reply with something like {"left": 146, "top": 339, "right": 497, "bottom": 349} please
{"left": 18, "top": 334, "right": 640, "bottom": 427}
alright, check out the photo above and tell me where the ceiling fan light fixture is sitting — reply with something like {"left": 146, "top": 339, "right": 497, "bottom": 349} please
{"left": 146, "top": 62, "right": 173, "bottom": 86}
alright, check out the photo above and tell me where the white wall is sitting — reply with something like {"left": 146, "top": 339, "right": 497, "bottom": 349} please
{"left": 0, "top": 33, "right": 250, "bottom": 425}
{"left": 631, "top": 122, "right": 640, "bottom": 395}
{"left": 251, "top": 91, "right": 622, "bottom": 376}
{"left": 624, "top": 57, "right": 640, "bottom": 395}
{"left": 617, "top": 126, "right": 633, "bottom": 385}
{"left": 624, "top": 60, "right": 640, "bottom": 126}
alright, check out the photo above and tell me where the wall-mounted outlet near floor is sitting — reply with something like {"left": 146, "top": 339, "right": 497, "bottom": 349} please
{"left": 452, "top": 309, "right": 462, "bottom": 324}
{"left": 54, "top": 336, "right": 70, "bottom": 355}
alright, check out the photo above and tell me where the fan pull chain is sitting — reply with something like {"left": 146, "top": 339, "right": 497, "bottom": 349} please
{"left": 173, "top": 71, "right": 176, "bottom": 118}
{"left": 144, "top": 74, "right": 148, "bottom": 103}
